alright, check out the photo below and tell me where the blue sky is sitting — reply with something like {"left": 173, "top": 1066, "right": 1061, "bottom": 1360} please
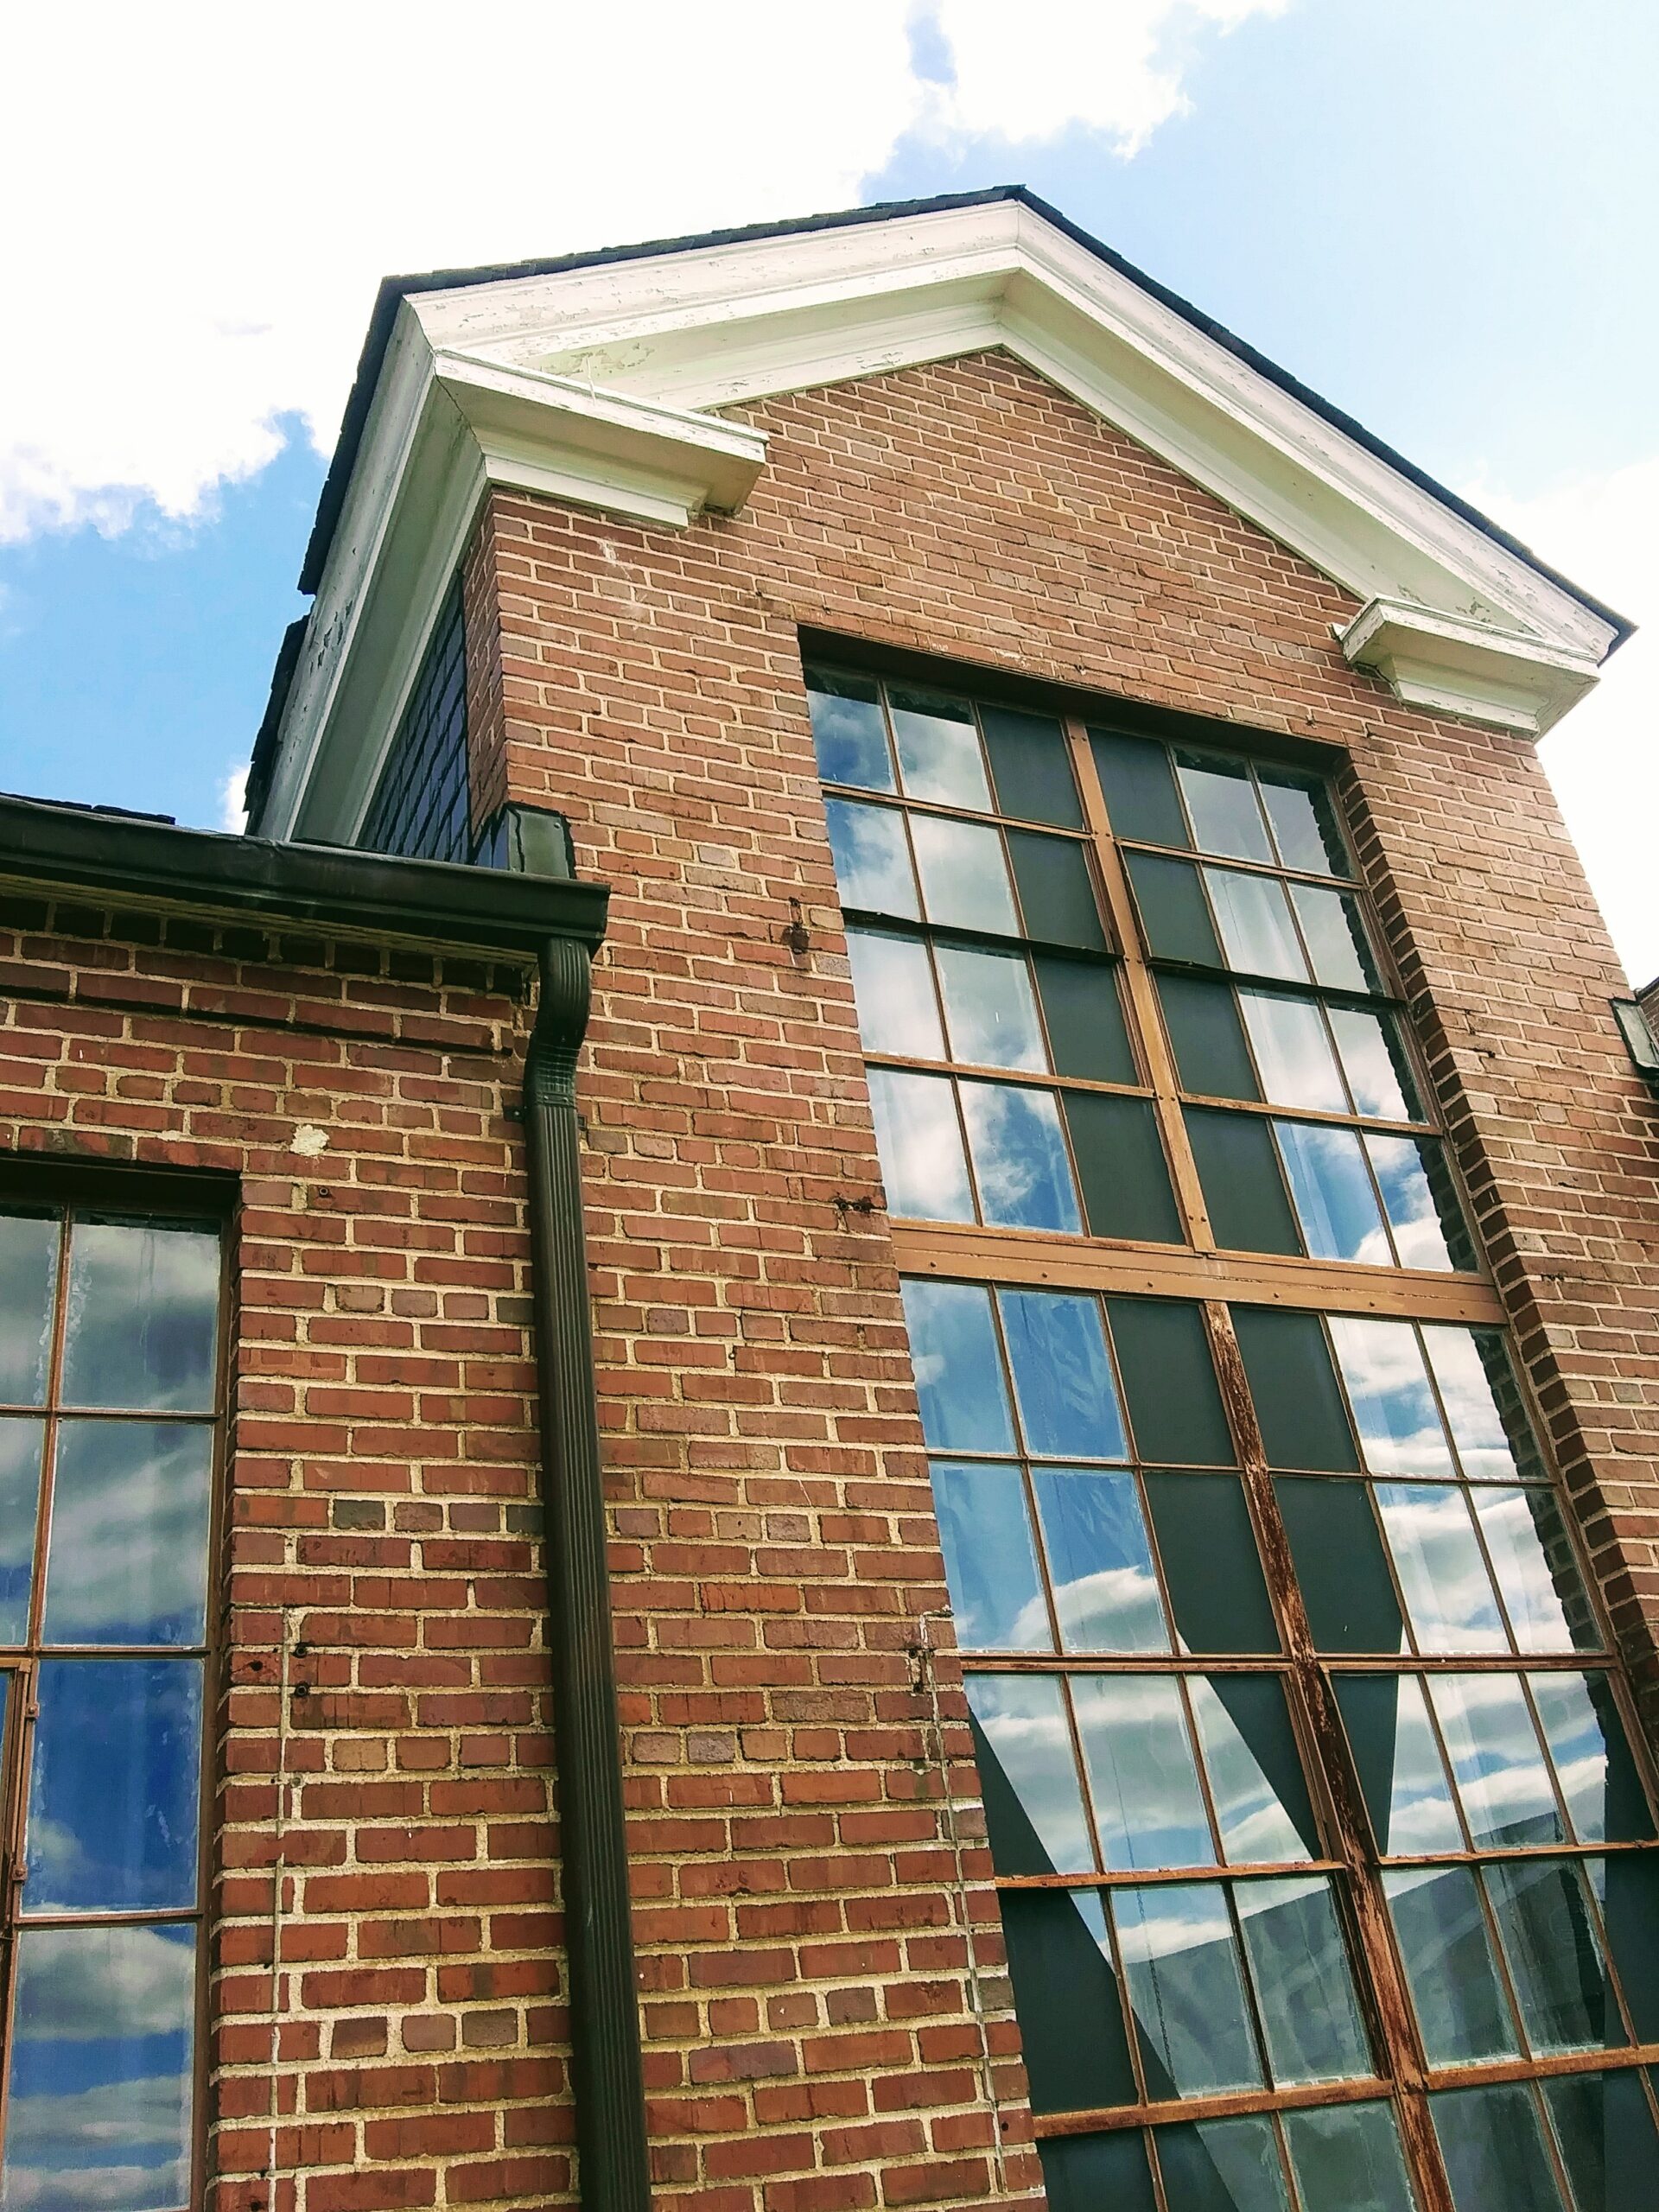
{"left": 2, "top": 1, "right": 1654, "bottom": 970}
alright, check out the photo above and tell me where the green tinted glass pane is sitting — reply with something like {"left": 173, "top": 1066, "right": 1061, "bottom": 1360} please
{"left": 1001, "top": 1890, "right": 1138, "bottom": 2113}
{"left": 1334, "top": 1674, "right": 1464, "bottom": 1855}
{"left": 1145, "top": 1472, "right": 1279, "bottom": 1656}
{"left": 1041, "top": 2130, "right": 1158, "bottom": 2212}
{"left": 1236, "top": 1874, "right": 1371, "bottom": 2083}
{"left": 1282, "top": 2102, "right": 1415, "bottom": 2212}
{"left": 981, "top": 705, "right": 1084, "bottom": 828}
{"left": 867, "top": 1069, "right": 974, "bottom": 1221}
{"left": 846, "top": 927, "right": 944, "bottom": 1058}
{"left": 1544, "top": 2069, "right": 1659, "bottom": 2212}
{"left": 1190, "top": 1675, "right": 1318, "bottom": 1863}
{"left": 1007, "top": 831, "right": 1108, "bottom": 950}
{"left": 1106, "top": 1300, "right": 1234, "bottom": 1465}
{"left": 1176, "top": 752, "right": 1274, "bottom": 864}
{"left": 1432, "top": 2084, "right": 1566, "bottom": 2212}
{"left": 899, "top": 1279, "right": 1015, "bottom": 1454}
{"left": 1034, "top": 956, "right": 1138, "bottom": 1086}
{"left": 1274, "top": 1479, "right": 1402, "bottom": 1654}
{"left": 889, "top": 687, "right": 988, "bottom": 810}
{"left": 1602, "top": 1854, "right": 1659, "bottom": 2043}
{"left": 1116, "top": 1880, "right": 1263, "bottom": 2095}
{"left": 1258, "top": 767, "right": 1349, "bottom": 878}
{"left": 1090, "top": 728, "right": 1188, "bottom": 848}
{"left": 1186, "top": 1109, "right": 1301, "bottom": 1257}
{"left": 967, "top": 1673, "right": 1092, "bottom": 1874}
{"left": 1065, "top": 1094, "right": 1183, "bottom": 1245}
{"left": 1481, "top": 1857, "right": 1612, "bottom": 2054}
{"left": 804, "top": 668, "right": 893, "bottom": 790}
{"left": 1160, "top": 974, "right": 1259, "bottom": 1101}
{"left": 930, "top": 1464, "right": 1048, "bottom": 1652}
{"left": 1156, "top": 2116, "right": 1289, "bottom": 2212}
{"left": 1073, "top": 1675, "right": 1212, "bottom": 1871}
{"left": 1126, "top": 852, "right": 1222, "bottom": 966}
{"left": 0, "top": 1212, "right": 59, "bottom": 1408}
{"left": 1231, "top": 1308, "right": 1359, "bottom": 1472}
{"left": 1386, "top": 1866, "right": 1520, "bottom": 2064}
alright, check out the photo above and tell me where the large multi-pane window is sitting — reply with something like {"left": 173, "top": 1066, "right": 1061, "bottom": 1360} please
{"left": 0, "top": 1199, "right": 224, "bottom": 2212}
{"left": 810, "top": 660, "right": 1659, "bottom": 2212}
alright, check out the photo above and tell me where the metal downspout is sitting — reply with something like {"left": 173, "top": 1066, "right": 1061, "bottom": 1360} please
{"left": 523, "top": 934, "right": 651, "bottom": 2211}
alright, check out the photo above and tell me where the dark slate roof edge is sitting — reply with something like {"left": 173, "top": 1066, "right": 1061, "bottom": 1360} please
{"left": 0, "top": 791, "right": 607, "bottom": 957}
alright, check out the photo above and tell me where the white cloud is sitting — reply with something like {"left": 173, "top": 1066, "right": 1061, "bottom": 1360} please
{"left": 0, "top": 1, "right": 1285, "bottom": 546}
{"left": 218, "top": 760, "right": 250, "bottom": 832}
{"left": 1469, "top": 459, "right": 1659, "bottom": 985}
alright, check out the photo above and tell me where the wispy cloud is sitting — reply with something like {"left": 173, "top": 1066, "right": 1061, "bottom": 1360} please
{"left": 218, "top": 760, "right": 250, "bottom": 834}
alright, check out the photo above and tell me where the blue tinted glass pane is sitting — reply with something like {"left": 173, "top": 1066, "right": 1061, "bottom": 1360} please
{"left": 930, "top": 1463, "right": 1048, "bottom": 1651}
{"left": 1236, "top": 1875, "right": 1370, "bottom": 2083}
{"left": 965, "top": 1673, "right": 1092, "bottom": 1875}
{"left": 889, "top": 688, "right": 989, "bottom": 810}
{"left": 0, "top": 1417, "right": 43, "bottom": 1642}
{"left": 1432, "top": 2083, "right": 1567, "bottom": 2212}
{"left": 1375, "top": 1483, "right": 1506, "bottom": 1653}
{"left": 1471, "top": 1488, "right": 1597, "bottom": 1655}
{"left": 1205, "top": 870, "right": 1307, "bottom": 982}
{"left": 1530, "top": 1673, "right": 1654, "bottom": 1845}
{"left": 1176, "top": 753, "right": 1274, "bottom": 864}
{"left": 867, "top": 1069, "right": 974, "bottom": 1221}
{"left": 43, "top": 1421, "right": 212, "bottom": 1646}
{"left": 1421, "top": 1326, "right": 1538, "bottom": 1483}
{"left": 0, "top": 1211, "right": 59, "bottom": 1408}
{"left": 1384, "top": 1866, "right": 1520, "bottom": 2063}
{"left": 1155, "top": 2115, "right": 1289, "bottom": 2212}
{"left": 3, "top": 1922, "right": 194, "bottom": 2212}
{"left": 845, "top": 928, "right": 944, "bottom": 1058}
{"left": 910, "top": 815, "right": 1017, "bottom": 932}
{"left": 1275, "top": 1122, "right": 1389, "bottom": 1264}
{"left": 1291, "top": 884, "right": 1378, "bottom": 993}
{"left": 1188, "top": 1676, "right": 1315, "bottom": 1864}
{"left": 1282, "top": 2102, "right": 1416, "bottom": 2212}
{"left": 1115, "top": 1881, "right": 1263, "bottom": 2095}
{"left": 1333, "top": 1674, "right": 1464, "bottom": 1855}
{"left": 998, "top": 1291, "right": 1126, "bottom": 1460}
{"left": 1072, "top": 1674, "right": 1212, "bottom": 1871}
{"left": 1328, "top": 1319, "right": 1454, "bottom": 1478}
{"left": 805, "top": 669, "right": 893, "bottom": 790}
{"left": 1365, "top": 1135, "right": 1459, "bottom": 1272}
{"left": 958, "top": 1083, "right": 1080, "bottom": 1231}
{"left": 824, "top": 798, "right": 919, "bottom": 918}
{"left": 935, "top": 944, "right": 1046, "bottom": 1071}
{"left": 899, "top": 1279, "right": 1015, "bottom": 1453}
{"left": 1428, "top": 1673, "right": 1562, "bottom": 1849}
{"left": 1482, "top": 1857, "right": 1612, "bottom": 2054}
{"left": 1033, "top": 1471, "right": 1167, "bottom": 1653}
{"left": 27, "top": 1658, "right": 203, "bottom": 1911}
{"left": 61, "top": 1221, "right": 220, "bottom": 1414}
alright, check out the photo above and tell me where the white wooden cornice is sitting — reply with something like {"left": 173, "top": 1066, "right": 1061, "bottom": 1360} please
{"left": 263, "top": 197, "right": 1621, "bottom": 842}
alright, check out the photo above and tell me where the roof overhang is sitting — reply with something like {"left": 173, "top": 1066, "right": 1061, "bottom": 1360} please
{"left": 256, "top": 190, "right": 1625, "bottom": 842}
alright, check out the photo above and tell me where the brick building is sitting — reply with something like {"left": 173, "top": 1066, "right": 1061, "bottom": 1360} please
{"left": 1, "top": 188, "right": 1656, "bottom": 2212}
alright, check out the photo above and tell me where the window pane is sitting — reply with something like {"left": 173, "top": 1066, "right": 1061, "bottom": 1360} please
{"left": 1482, "top": 1856, "right": 1612, "bottom": 2054}
{"left": 1091, "top": 728, "right": 1189, "bottom": 849}
{"left": 1421, "top": 1326, "right": 1541, "bottom": 1483}
{"left": 3, "top": 1922, "right": 194, "bottom": 2212}
{"left": 1034, "top": 1471, "right": 1168, "bottom": 1653}
{"left": 27, "top": 1657, "right": 203, "bottom": 1911}
{"left": 1205, "top": 869, "right": 1307, "bottom": 982}
{"left": 1188, "top": 1675, "right": 1318, "bottom": 1864}
{"left": 889, "top": 687, "right": 989, "bottom": 809}
{"left": 958, "top": 1081, "right": 1081, "bottom": 1231}
{"left": 1258, "top": 769, "right": 1349, "bottom": 879}
{"left": 846, "top": 927, "right": 944, "bottom": 1058}
{"left": 982, "top": 705, "right": 1083, "bottom": 828}
{"left": 1160, "top": 974, "right": 1260, "bottom": 1101}
{"left": 1328, "top": 1318, "right": 1455, "bottom": 1479}
{"left": 1334, "top": 1674, "right": 1464, "bottom": 1855}
{"left": 1471, "top": 1487, "right": 1598, "bottom": 1655}
{"left": 61, "top": 1220, "right": 220, "bottom": 1414}
{"left": 930, "top": 1463, "right": 1048, "bottom": 1651}
{"left": 1107, "top": 1300, "right": 1236, "bottom": 1466}
{"left": 867, "top": 1069, "right": 974, "bottom": 1220}
{"left": 999, "top": 1290, "right": 1127, "bottom": 1460}
{"left": 1365, "top": 1135, "right": 1466, "bottom": 1272}
{"left": 1328, "top": 1005, "right": 1417, "bottom": 1121}
{"left": 1238, "top": 990, "right": 1348, "bottom": 1113}
{"left": 1290, "top": 884, "right": 1379, "bottom": 993}
{"left": 1433, "top": 2085, "right": 1566, "bottom": 2212}
{"left": 825, "top": 797, "right": 919, "bottom": 918}
{"left": 966, "top": 1673, "right": 1092, "bottom": 1873}
{"left": 911, "top": 814, "right": 1017, "bottom": 931}
{"left": 1374, "top": 1483, "right": 1506, "bottom": 1652}
{"left": 1601, "top": 1854, "right": 1659, "bottom": 2044}
{"left": 1072, "top": 1674, "right": 1212, "bottom": 1871}
{"left": 899, "top": 1279, "right": 1015, "bottom": 1454}
{"left": 1543, "top": 2069, "right": 1659, "bottom": 2212}
{"left": 1274, "top": 1122, "right": 1390, "bottom": 1264}
{"left": 1176, "top": 753, "right": 1274, "bottom": 864}
{"left": 1274, "top": 1479, "right": 1403, "bottom": 1654}
{"left": 1065, "top": 1093, "right": 1184, "bottom": 1245}
{"left": 1156, "top": 2115, "right": 1290, "bottom": 2212}
{"left": 1282, "top": 2102, "right": 1417, "bottom": 2212}
{"left": 1116, "top": 1881, "right": 1263, "bottom": 2095}
{"left": 805, "top": 668, "right": 893, "bottom": 790}
{"left": 1232, "top": 1308, "right": 1359, "bottom": 1473}
{"left": 935, "top": 943, "right": 1046, "bottom": 1070}
{"left": 1035, "top": 956, "right": 1139, "bottom": 1086}
{"left": 42, "top": 1421, "right": 213, "bottom": 1646}
{"left": 1236, "top": 1875, "right": 1371, "bottom": 2083}
{"left": 1001, "top": 1889, "right": 1139, "bottom": 2114}
{"left": 1530, "top": 1673, "right": 1654, "bottom": 1845}
{"left": 1384, "top": 1865, "right": 1519, "bottom": 2063}
{"left": 1428, "top": 1672, "right": 1563, "bottom": 1849}
{"left": 1145, "top": 1473, "right": 1280, "bottom": 1656}
{"left": 0, "top": 1211, "right": 59, "bottom": 1407}
{"left": 0, "top": 1416, "right": 43, "bottom": 1643}
{"left": 1041, "top": 2127, "right": 1158, "bottom": 2212}
{"left": 1127, "top": 852, "right": 1223, "bottom": 965}
{"left": 1007, "top": 830, "right": 1109, "bottom": 950}
{"left": 1187, "top": 1109, "right": 1302, "bottom": 1257}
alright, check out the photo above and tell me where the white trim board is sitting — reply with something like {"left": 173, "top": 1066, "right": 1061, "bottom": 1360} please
{"left": 262, "top": 198, "right": 1619, "bottom": 842}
